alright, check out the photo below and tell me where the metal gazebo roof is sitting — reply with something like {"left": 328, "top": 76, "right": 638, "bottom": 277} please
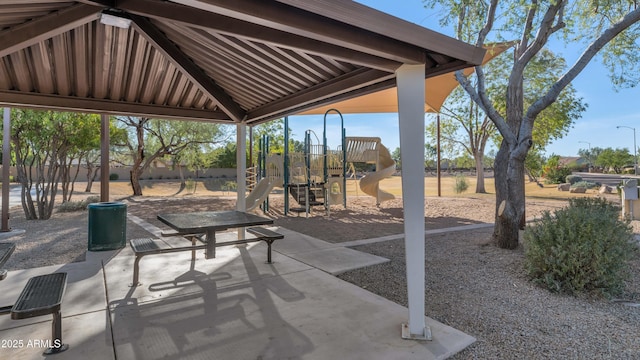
{"left": 0, "top": 0, "right": 485, "bottom": 124}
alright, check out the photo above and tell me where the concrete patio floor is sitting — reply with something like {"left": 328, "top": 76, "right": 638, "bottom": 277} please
{"left": 0, "top": 225, "right": 475, "bottom": 359}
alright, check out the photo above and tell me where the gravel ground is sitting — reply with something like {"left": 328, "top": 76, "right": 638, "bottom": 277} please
{"left": 3, "top": 193, "right": 639, "bottom": 359}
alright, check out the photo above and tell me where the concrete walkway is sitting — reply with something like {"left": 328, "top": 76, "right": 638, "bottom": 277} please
{"left": 0, "top": 221, "right": 476, "bottom": 359}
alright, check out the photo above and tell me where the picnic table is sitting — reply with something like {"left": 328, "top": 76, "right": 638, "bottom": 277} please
{"left": 157, "top": 210, "right": 276, "bottom": 259}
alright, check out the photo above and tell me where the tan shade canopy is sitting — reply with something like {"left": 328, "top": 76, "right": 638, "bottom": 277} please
{"left": 299, "top": 42, "right": 513, "bottom": 115}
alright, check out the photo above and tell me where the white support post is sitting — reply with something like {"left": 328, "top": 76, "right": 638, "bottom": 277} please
{"left": 396, "top": 64, "right": 430, "bottom": 340}
{"left": 100, "top": 114, "right": 110, "bottom": 202}
{"left": 236, "top": 123, "right": 247, "bottom": 240}
{"left": 2, "top": 108, "right": 11, "bottom": 232}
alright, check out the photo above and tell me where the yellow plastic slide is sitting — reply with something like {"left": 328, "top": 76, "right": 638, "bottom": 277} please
{"left": 359, "top": 143, "right": 395, "bottom": 203}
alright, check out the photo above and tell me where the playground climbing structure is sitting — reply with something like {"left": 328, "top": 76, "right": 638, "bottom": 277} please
{"left": 246, "top": 109, "right": 396, "bottom": 216}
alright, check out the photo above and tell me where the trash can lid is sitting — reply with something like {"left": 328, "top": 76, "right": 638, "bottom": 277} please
{"left": 87, "top": 202, "right": 127, "bottom": 208}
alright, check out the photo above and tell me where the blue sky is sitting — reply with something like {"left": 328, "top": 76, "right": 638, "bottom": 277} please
{"left": 286, "top": 0, "right": 640, "bottom": 157}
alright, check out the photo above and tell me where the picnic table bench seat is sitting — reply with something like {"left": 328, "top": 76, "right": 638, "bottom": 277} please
{"left": 130, "top": 227, "right": 284, "bottom": 285}
{"left": 0, "top": 272, "right": 68, "bottom": 355}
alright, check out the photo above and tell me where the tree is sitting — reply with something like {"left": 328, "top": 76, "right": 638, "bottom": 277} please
{"left": 595, "top": 147, "right": 633, "bottom": 174}
{"left": 10, "top": 110, "right": 99, "bottom": 219}
{"left": 578, "top": 146, "right": 604, "bottom": 169}
{"left": 113, "top": 117, "right": 228, "bottom": 196}
{"left": 427, "top": 88, "right": 495, "bottom": 192}
{"left": 425, "top": 0, "right": 640, "bottom": 249}
{"left": 428, "top": 46, "right": 584, "bottom": 193}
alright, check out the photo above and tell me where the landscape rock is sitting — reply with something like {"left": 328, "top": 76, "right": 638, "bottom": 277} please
{"left": 570, "top": 186, "right": 587, "bottom": 193}
{"left": 599, "top": 185, "right": 613, "bottom": 194}
{"left": 557, "top": 183, "right": 571, "bottom": 191}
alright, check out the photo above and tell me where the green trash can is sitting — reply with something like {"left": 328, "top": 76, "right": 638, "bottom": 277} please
{"left": 88, "top": 202, "right": 127, "bottom": 251}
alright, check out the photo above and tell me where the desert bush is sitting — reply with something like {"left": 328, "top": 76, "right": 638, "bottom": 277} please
{"left": 565, "top": 174, "right": 582, "bottom": 184}
{"left": 523, "top": 197, "right": 637, "bottom": 297}
{"left": 57, "top": 195, "right": 101, "bottom": 212}
{"left": 571, "top": 181, "right": 599, "bottom": 189}
{"left": 185, "top": 178, "right": 196, "bottom": 193}
{"left": 109, "top": 173, "right": 119, "bottom": 180}
{"left": 543, "top": 166, "right": 572, "bottom": 184}
{"left": 453, "top": 174, "right": 468, "bottom": 194}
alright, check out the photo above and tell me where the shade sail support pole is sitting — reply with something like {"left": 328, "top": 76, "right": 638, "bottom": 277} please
{"left": 396, "top": 64, "right": 431, "bottom": 340}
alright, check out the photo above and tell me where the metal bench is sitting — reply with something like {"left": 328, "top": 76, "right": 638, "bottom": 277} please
{"left": 0, "top": 242, "right": 16, "bottom": 281}
{"left": 246, "top": 227, "right": 284, "bottom": 264}
{"left": 130, "top": 227, "right": 283, "bottom": 285}
{"left": 5, "top": 272, "right": 68, "bottom": 355}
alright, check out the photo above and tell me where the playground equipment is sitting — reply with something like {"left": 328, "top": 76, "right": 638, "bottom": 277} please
{"left": 245, "top": 153, "right": 283, "bottom": 211}
{"left": 344, "top": 137, "right": 396, "bottom": 205}
{"left": 246, "top": 109, "right": 396, "bottom": 215}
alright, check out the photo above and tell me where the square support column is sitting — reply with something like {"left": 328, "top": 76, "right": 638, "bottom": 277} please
{"left": 396, "top": 64, "right": 430, "bottom": 340}
{"left": 100, "top": 114, "right": 110, "bottom": 202}
{"left": 2, "top": 108, "right": 11, "bottom": 232}
{"left": 236, "top": 123, "right": 247, "bottom": 240}
{"left": 236, "top": 123, "right": 247, "bottom": 211}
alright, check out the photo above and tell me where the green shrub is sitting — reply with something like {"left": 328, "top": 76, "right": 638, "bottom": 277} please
{"left": 544, "top": 166, "right": 572, "bottom": 184}
{"left": 571, "top": 181, "right": 599, "bottom": 189}
{"left": 109, "top": 173, "right": 119, "bottom": 180}
{"left": 523, "top": 197, "right": 637, "bottom": 297}
{"left": 453, "top": 174, "right": 468, "bottom": 194}
{"left": 565, "top": 175, "right": 582, "bottom": 184}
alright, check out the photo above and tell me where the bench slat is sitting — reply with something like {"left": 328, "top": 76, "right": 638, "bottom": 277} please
{"left": 130, "top": 238, "right": 205, "bottom": 255}
{"left": 11, "top": 272, "right": 67, "bottom": 320}
{"left": 246, "top": 227, "right": 284, "bottom": 239}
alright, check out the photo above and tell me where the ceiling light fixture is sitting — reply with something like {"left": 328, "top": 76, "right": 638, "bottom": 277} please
{"left": 100, "top": 12, "right": 131, "bottom": 29}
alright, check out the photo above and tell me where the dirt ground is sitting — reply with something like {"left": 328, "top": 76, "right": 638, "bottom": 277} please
{"left": 3, "top": 176, "right": 638, "bottom": 359}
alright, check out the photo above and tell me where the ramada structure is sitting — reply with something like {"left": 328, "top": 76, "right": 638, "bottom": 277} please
{"left": 0, "top": 0, "right": 485, "bottom": 341}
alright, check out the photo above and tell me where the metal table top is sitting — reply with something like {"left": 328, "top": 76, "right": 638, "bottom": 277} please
{"left": 157, "top": 210, "right": 274, "bottom": 234}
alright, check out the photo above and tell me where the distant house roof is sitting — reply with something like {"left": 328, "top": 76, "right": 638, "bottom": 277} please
{"left": 558, "top": 156, "right": 588, "bottom": 166}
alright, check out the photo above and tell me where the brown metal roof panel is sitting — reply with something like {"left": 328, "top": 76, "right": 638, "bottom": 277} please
{"left": 29, "top": 41, "right": 55, "bottom": 94}
{"left": 0, "top": 1, "right": 75, "bottom": 29}
{"left": 72, "top": 24, "right": 90, "bottom": 97}
{"left": 156, "top": 24, "right": 291, "bottom": 103}
{"left": 123, "top": 33, "right": 150, "bottom": 102}
{"left": 205, "top": 37, "right": 300, "bottom": 97}
{"left": 0, "top": 60, "right": 12, "bottom": 90}
{"left": 153, "top": 65, "right": 179, "bottom": 105}
{"left": 51, "top": 33, "right": 72, "bottom": 96}
{"left": 138, "top": 47, "right": 166, "bottom": 103}
{"left": 162, "top": 28, "right": 287, "bottom": 100}
{"left": 8, "top": 51, "right": 33, "bottom": 92}
{"left": 165, "top": 72, "right": 191, "bottom": 107}
{"left": 107, "top": 28, "right": 131, "bottom": 101}
{"left": 93, "top": 22, "right": 110, "bottom": 99}
{"left": 165, "top": 37, "right": 274, "bottom": 108}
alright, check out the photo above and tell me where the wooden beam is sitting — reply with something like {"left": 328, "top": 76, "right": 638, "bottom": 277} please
{"left": 117, "top": 0, "right": 401, "bottom": 72}
{"left": 171, "top": 0, "right": 426, "bottom": 64}
{"left": 129, "top": 14, "right": 246, "bottom": 122}
{"left": 0, "top": 4, "right": 102, "bottom": 58}
{"left": 0, "top": 90, "right": 233, "bottom": 122}
{"left": 75, "top": 0, "right": 114, "bottom": 5}
{"left": 247, "top": 68, "right": 394, "bottom": 122}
